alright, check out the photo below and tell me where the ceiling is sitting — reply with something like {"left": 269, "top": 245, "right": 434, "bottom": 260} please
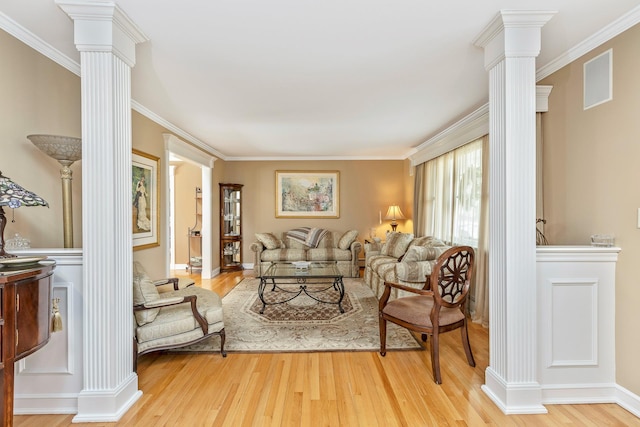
{"left": 2, "top": 1, "right": 640, "bottom": 160}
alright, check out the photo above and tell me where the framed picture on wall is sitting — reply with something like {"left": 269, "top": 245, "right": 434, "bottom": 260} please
{"left": 132, "top": 149, "right": 160, "bottom": 250}
{"left": 275, "top": 170, "right": 340, "bottom": 218}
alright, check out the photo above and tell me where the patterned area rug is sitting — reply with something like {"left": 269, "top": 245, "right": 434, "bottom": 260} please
{"left": 177, "top": 277, "right": 421, "bottom": 353}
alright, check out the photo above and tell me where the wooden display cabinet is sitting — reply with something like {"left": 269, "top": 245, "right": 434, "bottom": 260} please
{"left": 219, "top": 183, "right": 243, "bottom": 272}
{"left": 0, "top": 262, "right": 54, "bottom": 426}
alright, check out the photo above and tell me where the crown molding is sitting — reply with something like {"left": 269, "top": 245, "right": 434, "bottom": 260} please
{"left": 408, "top": 104, "right": 489, "bottom": 166}
{"left": 131, "top": 101, "right": 226, "bottom": 160}
{"left": 0, "top": 11, "right": 81, "bottom": 76}
{"left": 537, "top": 4, "right": 640, "bottom": 81}
{"left": 223, "top": 154, "right": 407, "bottom": 162}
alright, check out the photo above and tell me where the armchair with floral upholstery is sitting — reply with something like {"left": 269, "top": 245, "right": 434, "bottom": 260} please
{"left": 132, "top": 262, "right": 226, "bottom": 369}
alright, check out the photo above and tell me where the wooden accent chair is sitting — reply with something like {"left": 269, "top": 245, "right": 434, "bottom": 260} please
{"left": 378, "top": 246, "right": 475, "bottom": 384}
{"left": 132, "top": 262, "right": 226, "bottom": 370}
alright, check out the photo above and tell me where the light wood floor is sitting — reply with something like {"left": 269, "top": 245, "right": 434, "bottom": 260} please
{"left": 16, "top": 270, "right": 640, "bottom": 426}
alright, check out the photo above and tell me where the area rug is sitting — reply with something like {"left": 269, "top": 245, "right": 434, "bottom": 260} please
{"left": 176, "top": 277, "right": 421, "bottom": 353}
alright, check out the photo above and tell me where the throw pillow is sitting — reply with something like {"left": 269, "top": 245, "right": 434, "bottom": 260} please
{"left": 402, "top": 246, "right": 429, "bottom": 262}
{"left": 338, "top": 229, "right": 358, "bottom": 250}
{"left": 255, "top": 232, "right": 282, "bottom": 250}
{"left": 381, "top": 232, "right": 414, "bottom": 259}
{"left": 132, "top": 264, "right": 161, "bottom": 326}
{"left": 410, "top": 236, "right": 447, "bottom": 248}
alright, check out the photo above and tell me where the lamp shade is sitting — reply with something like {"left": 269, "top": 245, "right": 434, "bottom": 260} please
{"left": 0, "top": 171, "right": 49, "bottom": 208}
{"left": 0, "top": 171, "right": 48, "bottom": 258}
{"left": 384, "top": 205, "right": 405, "bottom": 221}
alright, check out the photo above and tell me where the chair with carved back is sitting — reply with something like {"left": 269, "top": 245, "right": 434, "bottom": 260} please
{"left": 378, "top": 245, "right": 475, "bottom": 384}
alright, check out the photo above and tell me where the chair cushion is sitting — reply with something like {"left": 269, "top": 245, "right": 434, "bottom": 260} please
{"left": 382, "top": 296, "right": 465, "bottom": 327}
{"left": 133, "top": 262, "right": 160, "bottom": 326}
{"left": 255, "top": 232, "right": 282, "bottom": 250}
{"left": 381, "top": 232, "right": 414, "bottom": 259}
{"left": 338, "top": 229, "right": 358, "bottom": 250}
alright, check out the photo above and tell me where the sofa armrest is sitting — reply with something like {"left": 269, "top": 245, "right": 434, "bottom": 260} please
{"left": 394, "top": 260, "right": 436, "bottom": 283}
{"left": 250, "top": 241, "right": 265, "bottom": 253}
{"left": 250, "top": 242, "right": 265, "bottom": 276}
{"left": 350, "top": 241, "right": 362, "bottom": 258}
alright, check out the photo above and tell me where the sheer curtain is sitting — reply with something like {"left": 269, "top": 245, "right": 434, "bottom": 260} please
{"left": 413, "top": 136, "right": 489, "bottom": 327}
{"left": 472, "top": 135, "right": 489, "bottom": 327}
{"left": 423, "top": 152, "right": 454, "bottom": 242}
{"left": 416, "top": 140, "right": 481, "bottom": 247}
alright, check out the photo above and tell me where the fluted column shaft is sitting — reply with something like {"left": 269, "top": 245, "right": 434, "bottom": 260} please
{"left": 56, "top": 1, "right": 147, "bottom": 422}
{"left": 473, "top": 10, "right": 555, "bottom": 414}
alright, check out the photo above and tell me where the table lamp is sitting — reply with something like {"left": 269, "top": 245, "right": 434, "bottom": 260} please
{"left": 384, "top": 205, "right": 405, "bottom": 232}
{"left": 0, "top": 171, "right": 49, "bottom": 258}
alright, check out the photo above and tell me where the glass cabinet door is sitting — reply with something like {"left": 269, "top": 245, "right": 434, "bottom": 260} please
{"left": 222, "top": 188, "right": 241, "bottom": 237}
{"left": 220, "top": 183, "right": 243, "bottom": 272}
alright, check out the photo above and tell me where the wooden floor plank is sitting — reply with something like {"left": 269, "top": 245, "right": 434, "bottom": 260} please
{"left": 15, "top": 269, "right": 640, "bottom": 426}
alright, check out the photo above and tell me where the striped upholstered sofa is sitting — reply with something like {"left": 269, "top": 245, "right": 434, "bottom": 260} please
{"left": 364, "top": 233, "right": 451, "bottom": 300}
{"left": 250, "top": 229, "right": 361, "bottom": 278}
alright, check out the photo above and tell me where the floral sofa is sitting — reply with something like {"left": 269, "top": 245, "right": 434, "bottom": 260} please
{"left": 364, "top": 232, "right": 451, "bottom": 300}
{"left": 250, "top": 229, "right": 361, "bottom": 278}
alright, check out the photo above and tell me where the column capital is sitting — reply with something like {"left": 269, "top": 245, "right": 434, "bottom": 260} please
{"left": 473, "top": 10, "right": 557, "bottom": 70}
{"left": 56, "top": 0, "right": 148, "bottom": 67}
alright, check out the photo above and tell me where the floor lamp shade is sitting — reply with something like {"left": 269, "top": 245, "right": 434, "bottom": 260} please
{"left": 27, "top": 134, "right": 82, "bottom": 248}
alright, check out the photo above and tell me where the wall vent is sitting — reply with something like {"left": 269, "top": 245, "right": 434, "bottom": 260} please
{"left": 584, "top": 49, "right": 613, "bottom": 110}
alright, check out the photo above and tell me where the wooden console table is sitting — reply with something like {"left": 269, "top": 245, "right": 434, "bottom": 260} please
{"left": 0, "top": 262, "right": 54, "bottom": 426}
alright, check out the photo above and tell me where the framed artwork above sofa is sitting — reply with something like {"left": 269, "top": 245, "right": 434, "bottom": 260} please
{"left": 275, "top": 170, "right": 339, "bottom": 218}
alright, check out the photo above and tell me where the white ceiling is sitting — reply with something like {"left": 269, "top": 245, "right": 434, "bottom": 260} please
{"left": 2, "top": 1, "right": 640, "bottom": 160}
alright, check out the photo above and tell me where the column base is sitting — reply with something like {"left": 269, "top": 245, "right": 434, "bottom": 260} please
{"left": 482, "top": 367, "right": 547, "bottom": 415}
{"left": 73, "top": 373, "right": 141, "bottom": 423}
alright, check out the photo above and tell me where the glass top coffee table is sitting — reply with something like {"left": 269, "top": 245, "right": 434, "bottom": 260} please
{"left": 258, "top": 261, "right": 345, "bottom": 314}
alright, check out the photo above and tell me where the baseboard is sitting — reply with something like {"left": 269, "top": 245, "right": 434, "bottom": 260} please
{"left": 616, "top": 384, "right": 640, "bottom": 418}
{"left": 14, "top": 393, "right": 78, "bottom": 414}
{"left": 541, "top": 383, "right": 618, "bottom": 404}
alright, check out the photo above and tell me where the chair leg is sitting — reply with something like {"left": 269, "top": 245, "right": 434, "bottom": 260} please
{"left": 461, "top": 322, "right": 475, "bottom": 367}
{"left": 430, "top": 332, "right": 442, "bottom": 384}
{"left": 379, "top": 316, "right": 387, "bottom": 356}
{"left": 219, "top": 328, "right": 227, "bottom": 357}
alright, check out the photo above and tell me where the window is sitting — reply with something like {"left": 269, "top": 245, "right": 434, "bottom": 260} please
{"left": 421, "top": 138, "right": 483, "bottom": 247}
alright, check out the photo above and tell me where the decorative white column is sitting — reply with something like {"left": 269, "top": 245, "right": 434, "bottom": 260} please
{"left": 473, "top": 10, "right": 555, "bottom": 414}
{"left": 56, "top": 1, "right": 148, "bottom": 422}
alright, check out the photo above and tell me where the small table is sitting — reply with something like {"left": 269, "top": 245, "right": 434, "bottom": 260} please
{"left": 258, "top": 262, "right": 345, "bottom": 314}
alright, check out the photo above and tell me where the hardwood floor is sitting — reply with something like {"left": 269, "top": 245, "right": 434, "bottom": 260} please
{"left": 15, "top": 270, "right": 640, "bottom": 426}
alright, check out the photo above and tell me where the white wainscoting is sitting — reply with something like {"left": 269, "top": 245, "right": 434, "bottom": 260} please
{"left": 11, "top": 249, "right": 83, "bottom": 414}
{"left": 536, "top": 246, "right": 621, "bottom": 404}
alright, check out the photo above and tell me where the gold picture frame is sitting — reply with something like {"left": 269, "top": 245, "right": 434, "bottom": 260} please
{"left": 275, "top": 170, "right": 339, "bottom": 218}
{"left": 132, "top": 149, "right": 160, "bottom": 250}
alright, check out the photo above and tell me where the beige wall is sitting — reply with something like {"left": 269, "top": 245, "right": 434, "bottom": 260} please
{"left": 131, "top": 111, "right": 173, "bottom": 271}
{"left": 173, "top": 162, "right": 202, "bottom": 265}
{"left": 540, "top": 23, "right": 640, "bottom": 394}
{"left": 1, "top": 29, "right": 82, "bottom": 248}
{"left": 222, "top": 160, "right": 410, "bottom": 262}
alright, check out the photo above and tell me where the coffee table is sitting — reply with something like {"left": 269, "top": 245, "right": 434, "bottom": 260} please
{"left": 258, "top": 261, "right": 345, "bottom": 314}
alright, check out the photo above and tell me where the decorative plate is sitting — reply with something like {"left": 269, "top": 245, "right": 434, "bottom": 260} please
{"left": 0, "top": 256, "right": 48, "bottom": 267}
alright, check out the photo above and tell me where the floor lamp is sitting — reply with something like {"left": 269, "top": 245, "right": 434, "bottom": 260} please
{"left": 28, "top": 134, "right": 82, "bottom": 248}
